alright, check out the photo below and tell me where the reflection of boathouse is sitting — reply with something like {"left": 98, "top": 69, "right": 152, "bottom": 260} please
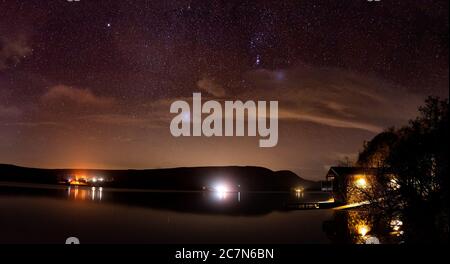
{"left": 322, "top": 167, "right": 379, "bottom": 204}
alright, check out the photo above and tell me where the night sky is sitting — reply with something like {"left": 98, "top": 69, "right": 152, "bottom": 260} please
{"left": 0, "top": 0, "right": 448, "bottom": 180}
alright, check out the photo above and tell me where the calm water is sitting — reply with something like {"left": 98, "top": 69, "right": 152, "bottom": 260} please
{"left": 0, "top": 182, "right": 396, "bottom": 244}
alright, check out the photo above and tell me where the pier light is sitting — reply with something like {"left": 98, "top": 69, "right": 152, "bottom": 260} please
{"left": 354, "top": 176, "right": 367, "bottom": 189}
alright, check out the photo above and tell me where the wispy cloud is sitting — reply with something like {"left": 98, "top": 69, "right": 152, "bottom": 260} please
{"left": 278, "top": 109, "right": 383, "bottom": 133}
{"left": 0, "top": 121, "right": 61, "bottom": 128}
{"left": 241, "top": 65, "right": 423, "bottom": 132}
{"left": 41, "top": 85, "right": 116, "bottom": 108}
{"left": 142, "top": 66, "right": 421, "bottom": 134}
{"left": 197, "top": 77, "right": 226, "bottom": 97}
{"left": 80, "top": 114, "right": 148, "bottom": 126}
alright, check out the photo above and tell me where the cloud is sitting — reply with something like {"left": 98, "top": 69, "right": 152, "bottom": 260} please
{"left": 242, "top": 65, "right": 423, "bottom": 133}
{"left": 138, "top": 65, "right": 423, "bottom": 135}
{"left": 0, "top": 34, "right": 32, "bottom": 70}
{"left": 0, "top": 121, "right": 61, "bottom": 128}
{"left": 197, "top": 77, "right": 226, "bottom": 97}
{"left": 41, "top": 85, "right": 115, "bottom": 108}
{"left": 80, "top": 114, "right": 147, "bottom": 126}
{"left": 278, "top": 109, "right": 383, "bottom": 133}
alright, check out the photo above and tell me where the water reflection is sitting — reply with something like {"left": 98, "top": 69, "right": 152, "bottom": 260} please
{"left": 0, "top": 183, "right": 415, "bottom": 243}
{"left": 323, "top": 209, "right": 405, "bottom": 244}
{"left": 0, "top": 184, "right": 333, "bottom": 216}
{"left": 210, "top": 189, "right": 241, "bottom": 202}
{"left": 213, "top": 189, "right": 228, "bottom": 200}
{"left": 67, "top": 186, "right": 103, "bottom": 201}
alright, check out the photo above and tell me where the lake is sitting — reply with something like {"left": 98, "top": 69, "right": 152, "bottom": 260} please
{"left": 0, "top": 182, "right": 394, "bottom": 244}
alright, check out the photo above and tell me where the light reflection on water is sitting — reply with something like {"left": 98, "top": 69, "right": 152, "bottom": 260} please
{"left": 211, "top": 190, "right": 241, "bottom": 202}
{"left": 295, "top": 191, "right": 304, "bottom": 199}
{"left": 0, "top": 183, "right": 406, "bottom": 244}
{"left": 0, "top": 185, "right": 334, "bottom": 243}
{"left": 67, "top": 186, "right": 103, "bottom": 201}
{"left": 323, "top": 209, "right": 405, "bottom": 244}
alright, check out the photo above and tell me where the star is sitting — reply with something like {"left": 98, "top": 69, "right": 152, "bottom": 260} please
{"left": 255, "top": 54, "right": 261, "bottom": 66}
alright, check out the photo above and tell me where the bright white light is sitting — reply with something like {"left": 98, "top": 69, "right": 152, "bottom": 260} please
{"left": 214, "top": 184, "right": 229, "bottom": 200}
{"left": 99, "top": 178, "right": 104, "bottom": 182}
{"left": 92, "top": 178, "right": 97, "bottom": 183}
{"left": 215, "top": 185, "right": 229, "bottom": 193}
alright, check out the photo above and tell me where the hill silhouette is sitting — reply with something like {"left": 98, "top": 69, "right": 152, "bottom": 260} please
{"left": 0, "top": 164, "right": 318, "bottom": 191}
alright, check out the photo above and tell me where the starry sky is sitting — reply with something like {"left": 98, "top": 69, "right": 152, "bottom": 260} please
{"left": 0, "top": 0, "right": 448, "bottom": 180}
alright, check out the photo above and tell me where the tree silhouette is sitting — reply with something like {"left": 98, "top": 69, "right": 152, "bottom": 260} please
{"left": 356, "top": 96, "right": 449, "bottom": 242}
